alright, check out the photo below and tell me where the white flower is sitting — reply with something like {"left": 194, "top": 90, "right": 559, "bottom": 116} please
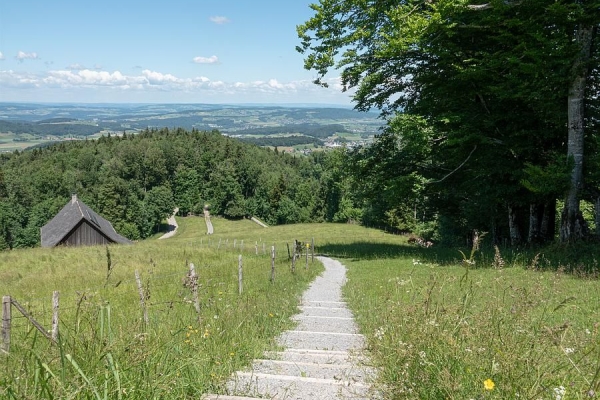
{"left": 563, "top": 347, "right": 575, "bottom": 355}
{"left": 553, "top": 386, "right": 566, "bottom": 400}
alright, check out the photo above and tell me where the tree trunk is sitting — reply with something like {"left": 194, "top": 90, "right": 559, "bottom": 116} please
{"left": 540, "top": 200, "right": 556, "bottom": 242}
{"left": 595, "top": 196, "right": 600, "bottom": 237}
{"left": 528, "top": 203, "right": 541, "bottom": 244}
{"left": 508, "top": 205, "right": 522, "bottom": 246}
{"left": 560, "top": 24, "right": 594, "bottom": 242}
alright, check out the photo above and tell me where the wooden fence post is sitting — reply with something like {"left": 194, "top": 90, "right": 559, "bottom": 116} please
{"left": 305, "top": 242, "right": 309, "bottom": 270}
{"left": 1, "top": 296, "right": 10, "bottom": 354}
{"left": 270, "top": 246, "right": 276, "bottom": 283}
{"left": 189, "top": 263, "right": 201, "bottom": 322}
{"left": 311, "top": 237, "right": 315, "bottom": 262}
{"left": 135, "top": 270, "right": 149, "bottom": 326}
{"left": 238, "top": 255, "right": 243, "bottom": 295}
{"left": 51, "top": 291, "right": 59, "bottom": 342}
{"left": 291, "top": 241, "right": 297, "bottom": 274}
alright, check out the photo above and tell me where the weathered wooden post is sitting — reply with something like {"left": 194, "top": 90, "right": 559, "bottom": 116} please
{"left": 305, "top": 242, "right": 309, "bottom": 270}
{"left": 311, "top": 237, "right": 315, "bottom": 262}
{"left": 270, "top": 246, "right": 276, "bottom": 283}
{"left": 134, "top": 270, "right": 149, "bottom": 326}
{"left": 291, "top": 240, "right": 297, "bottom": 274}
{"left": 1, "top": 296, "right": 10, "bottom": 354}
{"left": 189, "top": 263, "right": 201, "bottom": 322}
{"left": 238, "top": 255, "right": 243, "bottom": 295}
{"left": 51, "top": 291, "right": 59, "bottom": 342}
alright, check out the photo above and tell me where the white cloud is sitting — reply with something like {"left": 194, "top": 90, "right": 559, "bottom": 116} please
{"left": 209, "top": 16, "right": 230, "bottom": 24}
{"left": 0, "top": 69, "right": 354, "bottom": 104}
{"left": 0, "top": 52, "right": 4, "bottom": 60}
{"left": 142, "top": 69, "right": 179, "bottom": 85}
{"left": 193, "top": 55, "right": 219, "bottom": 64}
{"left": 16, "top": 51, "right": 40, "bottom": 62}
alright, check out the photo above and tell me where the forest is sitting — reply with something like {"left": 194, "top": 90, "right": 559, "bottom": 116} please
{"left": 0, "top": 129, "right": 338, "bottom": 249}
{"left": 297, "top": 0, "right": 600, "bottom": 245}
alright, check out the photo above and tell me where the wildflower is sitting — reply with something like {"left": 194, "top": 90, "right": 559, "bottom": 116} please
{"left": 269, "top": 313, "right": 274, "bottom": 317}
{"left": 553, "top": 386, "right": 566, "bottom": 400}
{"left": 229, "top": 352, "right": 235, "bottom": 356}
{"left": 564, "top": 347, "right": 575, "bottom": 355}
{"left": 484, "top": 379, "right": 495, "bottom": 391}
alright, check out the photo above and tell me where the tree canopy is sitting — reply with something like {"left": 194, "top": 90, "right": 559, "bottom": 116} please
{"left": 298, "top": 0, "right": 600, "bottom": 244}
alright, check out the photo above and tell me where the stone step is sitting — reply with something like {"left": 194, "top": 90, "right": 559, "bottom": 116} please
{"left": 248, "top": 359, "right": 371, "bottom": 381}
{"left": 298, "top": 306, "right": 354, "bottom": 319}
{"left": 292, "top": 315, "right": 359, "bottom": 333}
{"left": 263, "top": 349, "right": 351, "bottom": 365}
{"left": 278, "top": 330, "right": 365, "bottom": 352}
{"left": 227, "top": 371, "right": 372, "bottom": 400}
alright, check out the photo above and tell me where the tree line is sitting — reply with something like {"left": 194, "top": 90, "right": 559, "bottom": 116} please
{"left": 297, "top": 0, "right": 600, "bottom": 245}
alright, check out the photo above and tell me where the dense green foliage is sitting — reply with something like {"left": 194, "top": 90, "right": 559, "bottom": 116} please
{"left": 298, "top": 0, "right": 600, "bottom": 244}
{"left": 0, "top": 128, "right": 332, "bottom": 249}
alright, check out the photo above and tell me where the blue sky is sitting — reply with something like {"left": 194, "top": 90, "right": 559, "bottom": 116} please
{"left": 0, "top": 0, "right": 353, "bottom": 105}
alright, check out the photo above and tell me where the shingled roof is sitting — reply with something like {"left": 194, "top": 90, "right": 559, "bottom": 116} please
{"left": 41, "top": 194, "right": 133, "bottom": 247}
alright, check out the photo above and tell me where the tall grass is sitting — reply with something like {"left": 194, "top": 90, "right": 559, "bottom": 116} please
{"left": 2, "top": 218, "right": 599, "bottom": 399}
{"left": 0, "top": 217, "right": 326, "bottom": 399}
{"left": 338, "top": 239, "right": 600, "bottom": 399}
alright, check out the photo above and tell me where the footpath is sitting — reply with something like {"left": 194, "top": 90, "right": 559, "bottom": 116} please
{"left": 158, "top": 208, "right": 179, "bottom": 240}
{"left": 203, "top": 256, "right": 378, "bottom": 400}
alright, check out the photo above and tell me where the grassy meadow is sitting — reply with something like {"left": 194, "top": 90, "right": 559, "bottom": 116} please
{"left": 1, "top": 218, "right": 600, "bottom": 399}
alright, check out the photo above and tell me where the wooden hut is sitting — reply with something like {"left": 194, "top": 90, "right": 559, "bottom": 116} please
{"left": 41, "top": 195, "right": 132, "bottom": 247}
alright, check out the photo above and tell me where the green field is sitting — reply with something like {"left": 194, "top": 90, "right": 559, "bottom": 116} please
{"left": 1, "top": 219, "right": 599, "bottom": 399}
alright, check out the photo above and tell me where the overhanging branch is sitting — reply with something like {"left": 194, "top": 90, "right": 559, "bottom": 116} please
{"left": 430, "top": 145, "right": 478, "bottom": 184}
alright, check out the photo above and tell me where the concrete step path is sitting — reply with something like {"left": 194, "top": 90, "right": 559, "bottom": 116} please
{"left": 203, "top": 256, "right": 378, "bottom": 400}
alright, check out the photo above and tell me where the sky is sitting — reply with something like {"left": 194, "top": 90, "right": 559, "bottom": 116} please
{"left": 0, "top": 0, "right": 353, "bottom": 105}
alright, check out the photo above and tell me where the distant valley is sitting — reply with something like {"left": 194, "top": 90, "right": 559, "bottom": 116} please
{"left": 0, "top": 103, "right": 382, "bottom": 152}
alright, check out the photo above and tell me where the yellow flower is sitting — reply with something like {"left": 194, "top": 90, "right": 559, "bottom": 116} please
{"left": 484, "top": 379, "right": 495, "bottom": 391}
{"left": 269, "top": 313, "right": 274, "bottom": 317}
{"left": 229, "top": 352, "right": 235, "bottom": 356}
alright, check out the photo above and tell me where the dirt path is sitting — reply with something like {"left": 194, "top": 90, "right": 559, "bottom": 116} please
{"left": 158, "top": 208, "right": 179, "bottom": 239}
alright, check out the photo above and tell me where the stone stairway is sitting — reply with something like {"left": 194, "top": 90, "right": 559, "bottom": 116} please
{"left": 203, "top": 257, "right": 378, "bottom": 400}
